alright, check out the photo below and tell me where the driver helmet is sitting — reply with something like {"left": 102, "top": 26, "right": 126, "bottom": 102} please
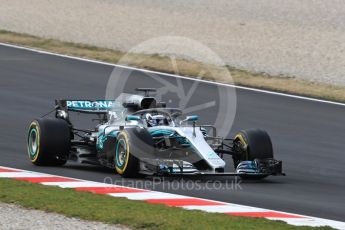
{"left": 145, "top": 113, "right": 167, "bottom": 127}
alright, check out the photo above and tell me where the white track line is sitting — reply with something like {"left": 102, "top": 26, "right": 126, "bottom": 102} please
{"left": 0, "top": 171, "right": 54, "bottom": 178}
{"left": 183, "top": 205, "right": 268, "bottom": 213}
{"left": 41, "top": 181, "right": 115, "bottom": 188}
{"left": 1, "top": 166, "right": 345, "bottom": 229}
{"left": 279, "top": 218, "right": 345, "bottom": 229}
{"left": 1, "top": 42, "right": 345, "bottom": 107}
{"left": 108, "top": 191, "right": 187, "bottom": 200}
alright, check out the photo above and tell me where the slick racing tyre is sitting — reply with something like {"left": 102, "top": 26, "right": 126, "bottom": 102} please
{"left": 114, "top": 128, "right": 153, "bottom": 178}
{"left": 233, "top": 129, "right": 273, "bottom": 179}
{"left": 114, "top": 130, "right": 139, "bottom": 177}
{"left": 27, "top": 118, "right": 71, "bottom": 166}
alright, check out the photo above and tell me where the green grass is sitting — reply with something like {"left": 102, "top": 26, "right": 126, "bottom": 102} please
{"left": 1, "top": 30, "right": 345, "bottom": 103}
{"left": 0, "top": 178, "right": 333, "bottom": 230}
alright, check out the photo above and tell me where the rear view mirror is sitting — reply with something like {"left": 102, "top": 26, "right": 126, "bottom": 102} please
{"left": 186, "top": 115, "right": 199, "bottom": 122}
{"left": 180, "top": 115, "right": 199, "bottom": 125}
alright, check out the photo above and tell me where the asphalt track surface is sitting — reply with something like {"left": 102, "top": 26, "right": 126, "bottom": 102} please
{"left": 1, "top": 44, "right": 345, "bottom": 221}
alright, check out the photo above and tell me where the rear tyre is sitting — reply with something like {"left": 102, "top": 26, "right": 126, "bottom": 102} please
{"left": 233, "top": 129, "right": 273, "bottom": 180}
{"left": 27, "top": 118, "right": 71, "bottom": 166}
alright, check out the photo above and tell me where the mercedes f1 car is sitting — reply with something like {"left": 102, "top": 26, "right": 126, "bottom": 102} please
{"left": 27, "top": 88, "right": 284, "bottom": 179}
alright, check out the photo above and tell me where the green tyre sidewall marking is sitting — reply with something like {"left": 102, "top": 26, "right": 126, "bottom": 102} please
{"left": 27, "top": 122, "right": 40, "bottom": 162}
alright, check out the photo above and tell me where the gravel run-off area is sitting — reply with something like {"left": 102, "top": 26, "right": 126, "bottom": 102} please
{"left": 0, "top": 0, "right": 345, "bottom": 85}
{"left": 0, "top": 202, "right": 129, "bottom": 230}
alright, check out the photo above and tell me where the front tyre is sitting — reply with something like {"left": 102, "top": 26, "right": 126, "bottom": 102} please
{"left": 233, "top": 129, "right": 273, "bottom": 180}
{"left": 114, "top": 131, "right": 140, "bottom": 178}
{"left": 27, "top": 118, "right": 70, "bottom": 166}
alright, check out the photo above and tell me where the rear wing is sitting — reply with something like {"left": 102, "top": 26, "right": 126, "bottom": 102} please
{"left": 55, "top": 100, "right": 115, "bottom": 114}
{"left": 55, "top": 93, "right": 166, "bottom": 115}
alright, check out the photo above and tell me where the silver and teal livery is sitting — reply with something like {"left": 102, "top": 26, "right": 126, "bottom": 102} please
{"left": 27, "top": 88, "right": 285, "bottom": 179}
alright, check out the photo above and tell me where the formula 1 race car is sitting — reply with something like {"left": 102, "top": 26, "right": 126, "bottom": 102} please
{"left": 27, "top": 88, "right": 284, "bottom": 179}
